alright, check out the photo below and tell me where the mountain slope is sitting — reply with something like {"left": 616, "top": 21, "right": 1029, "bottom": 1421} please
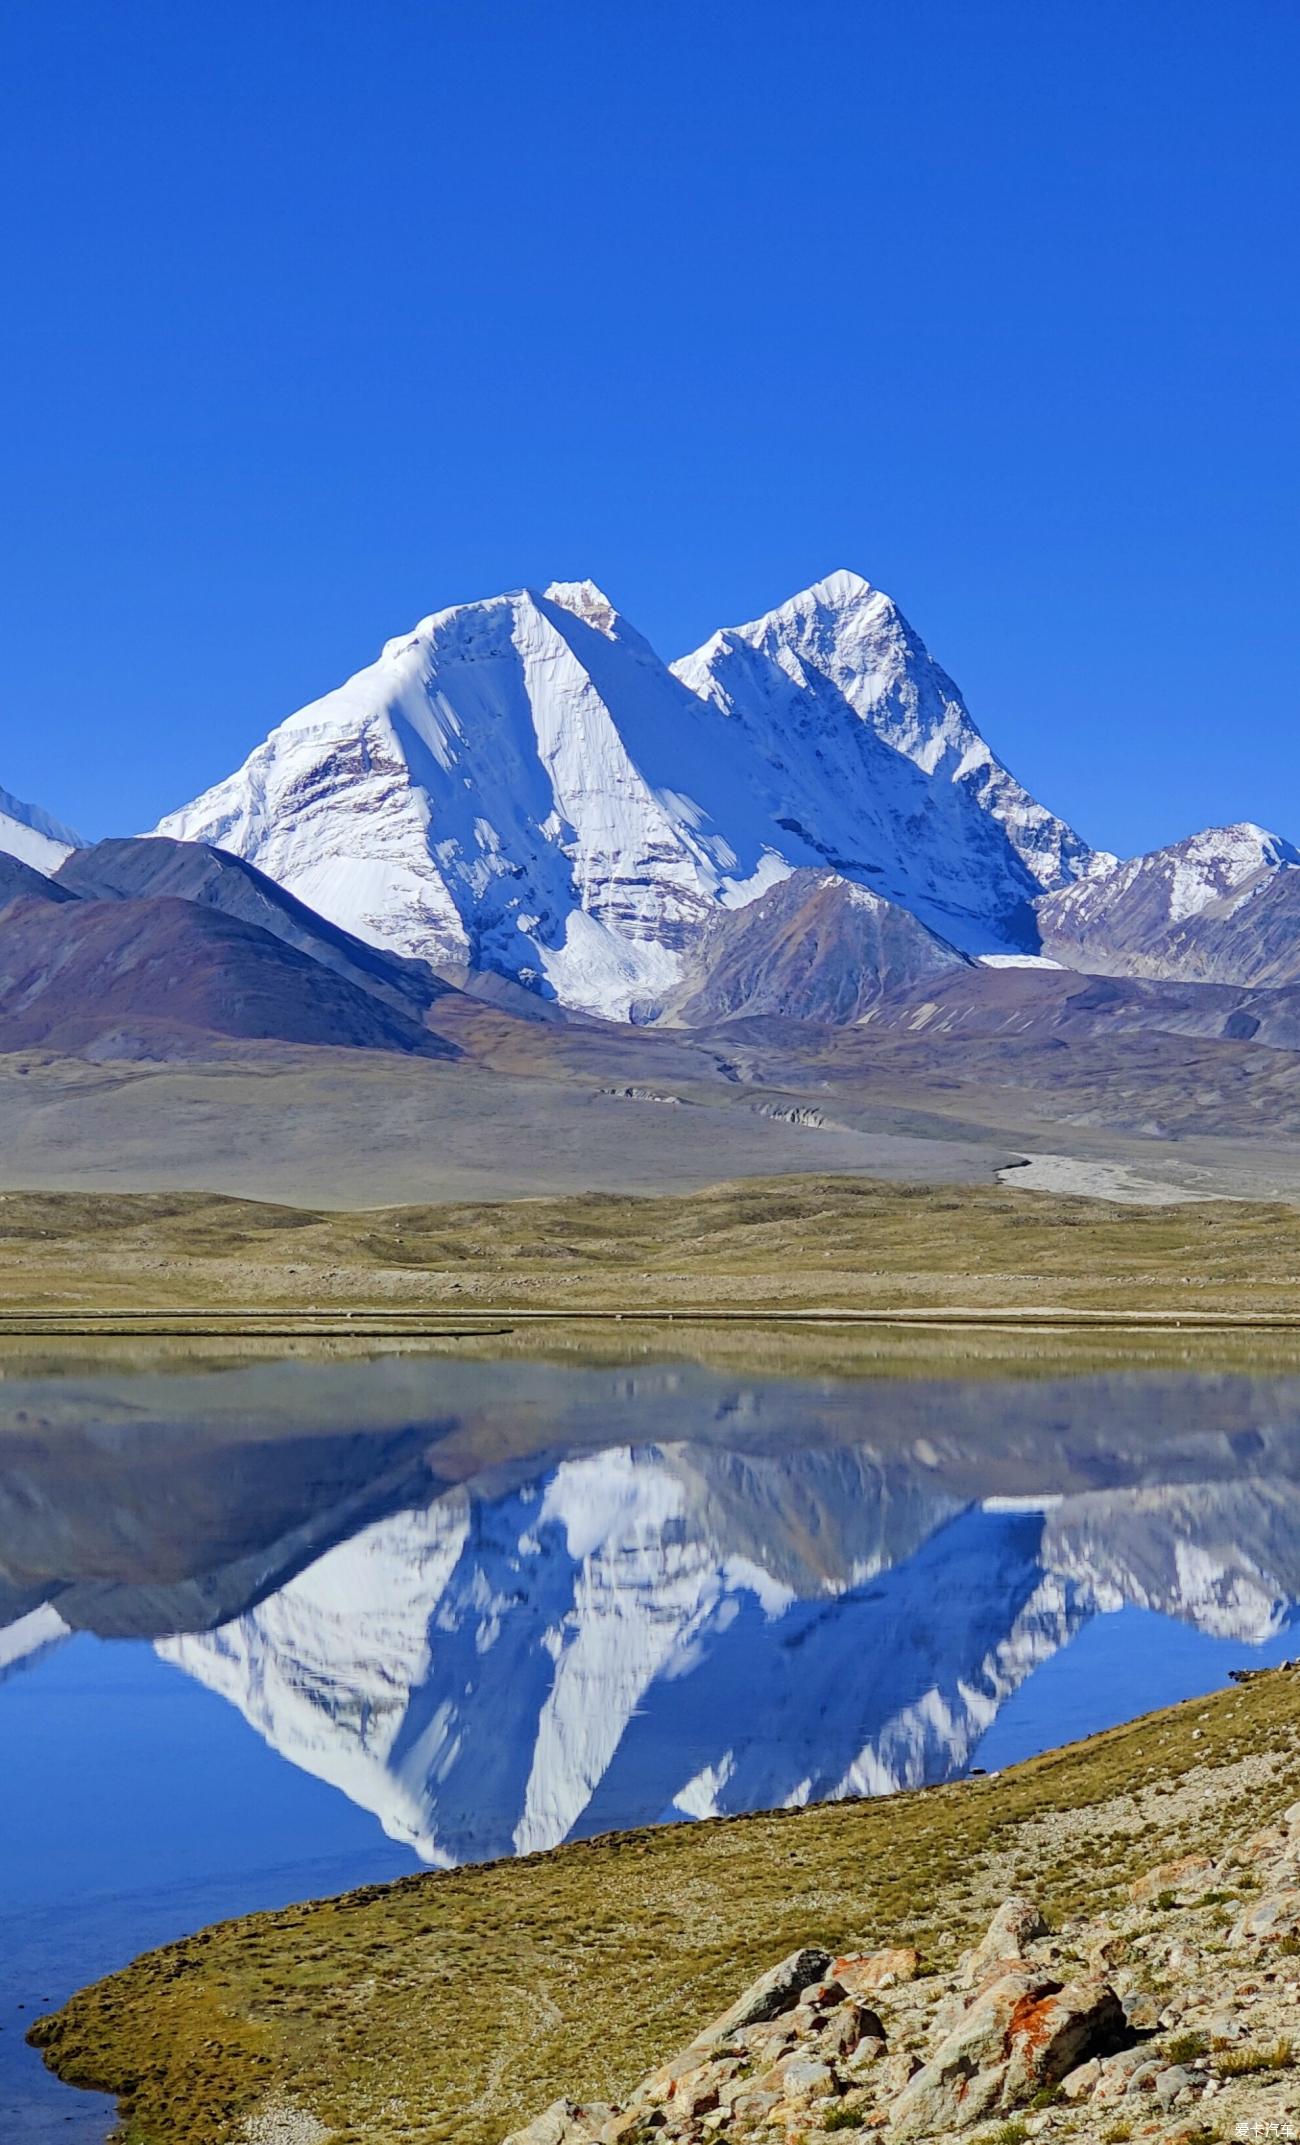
{"left": 57, "top": 836, "right": 455, "bottom": 1022}
{"left": 659, "top": 869, "right": 967, "bottom": 1025}
{"left": 0, "top": 852, "right": 75, "bottom": 912}
{"left": 0, "top": 784, "right": 79, "bottom": 875}
{"left": 1036, "top": 823, "right": 1300, "bottom": 979}
{"left": 854, "top": 959, "right": 1300, "bottom": 1053}
{"left": 155, "top": 573, "right": 1102, "bottom": 1018}
{"left": 0, "top": 895, "right": 456, "bottom": 1059}
{"left": 1150, "top": 865, "right": 1300, "bottom": 987}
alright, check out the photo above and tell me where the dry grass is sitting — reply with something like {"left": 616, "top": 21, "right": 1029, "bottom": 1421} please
{"left": 2, "top": 1176, "right": 1300, "bottom": 1331}
{"left": 31, "top": 1667, "right": 1300, "bottom": 2145}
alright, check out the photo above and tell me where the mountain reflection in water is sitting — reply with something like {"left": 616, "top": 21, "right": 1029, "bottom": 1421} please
{"left": 3, "top": 1355, "right": 1299, "bottom": 1869}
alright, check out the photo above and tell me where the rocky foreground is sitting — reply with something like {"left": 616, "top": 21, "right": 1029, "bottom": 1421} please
{"left": 507, "top": 1808, "right": 1300, "bottom": 2145}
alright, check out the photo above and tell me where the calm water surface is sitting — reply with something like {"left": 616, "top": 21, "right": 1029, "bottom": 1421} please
{"left": 3, "top": 1350, "right": 1299, "bottom": 2138}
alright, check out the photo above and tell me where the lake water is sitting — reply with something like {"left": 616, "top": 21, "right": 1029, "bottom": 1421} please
{"left": 3, "top": 1348, "right": 1299, "bottom": 2138}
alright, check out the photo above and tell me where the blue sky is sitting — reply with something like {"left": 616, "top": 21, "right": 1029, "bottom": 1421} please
{"left": 2, "top": 0, "right": 1297, "bottom": 857}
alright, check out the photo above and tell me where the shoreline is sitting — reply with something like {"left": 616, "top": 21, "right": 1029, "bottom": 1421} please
{"left": 30, "top": 1666, "right": 1300, "bottom": 2145}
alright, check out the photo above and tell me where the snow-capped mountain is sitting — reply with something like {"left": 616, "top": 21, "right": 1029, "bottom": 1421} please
{"left": 0, "top": 784, "right": 78, "bottom": 876}
{"left": 156, "top": 1443, "right": 1300, "bottom": 1868}
{"left": 673, "top": 573, "right": 1109, "bottom": 946}
{"left": 1036, "top": 823, "right": 1300, "bottom": 979}
{"left": 155, "top": 573, "right": 1105, "bottom": 1020}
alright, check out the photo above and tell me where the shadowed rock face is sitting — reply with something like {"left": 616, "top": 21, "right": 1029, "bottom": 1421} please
{"left": 0, "top": 893, "right": 458, "bottom": 1059}
{"left": 657, "top": 870, "right": 967, "bottom": 1026}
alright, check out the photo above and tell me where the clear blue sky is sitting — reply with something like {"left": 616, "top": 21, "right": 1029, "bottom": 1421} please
{"left": 2, "top": 0, "right": 1297, "bottom": 857}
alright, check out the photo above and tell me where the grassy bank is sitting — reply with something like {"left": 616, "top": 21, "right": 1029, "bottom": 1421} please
{"left": 32, "top": 1666, "right": 1300, "bottom": 2145}
{"left": 2, "top": 1175, "right": 1300, "bottom": 1328}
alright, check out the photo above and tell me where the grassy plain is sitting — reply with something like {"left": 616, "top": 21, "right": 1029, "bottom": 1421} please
{"left": 1, "top": 1175, "right": 1299, "bottom": 1331}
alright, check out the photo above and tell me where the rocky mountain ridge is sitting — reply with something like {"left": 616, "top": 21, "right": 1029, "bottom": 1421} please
{"left": 1037, "top": 822, "right": 1300, "bottom": 985}
{"left": 0, "top": 836, "right": 461, "bottom": 1060}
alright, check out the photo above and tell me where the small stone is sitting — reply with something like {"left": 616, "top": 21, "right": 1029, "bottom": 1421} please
{"left": 725, "top": 2089, "right": 782, "bottom": 2124}
{"left": 1129, "top": 1855, "right": 1213, "bottom": 1904}
{"left": 1124, "top": 2058, "right": 1166, "bottom": 2095}
{"left": 831, "top": 1946, "right": 920, "bottom": 1992}
{"left": 958, "top": 1896, "right": 1048, "bottom": 1986}
{"left": 795, "top": 1978, "right": 849, "bottom": 2013}
{"left": 1155, "top": 2063, "right": 1198, "bottom": 2104}
{"left": 1232, "top": 1889, "right": 1300, "bottom": 1945}
{"left": 674, "top": 2077, "right": 720, "bottom": 2119}
{"left": 1089, "top": 2045, "right": 1154, "bottom": 2103}
{"left": 502, "top": 2101, "right": 612, "bottom": 2145}
{"left": 879, "top": 2049, "right": 921, "bottom": 2096}
{"left": 1121, "top": 1989, "right": 1162, "bottom": 2031}
{"left": 843, "top": 2031, "right": 888, "bottom": 2078}
{"left": 777, "top": 2054, "right": 835, "bottom": 2103}
{"left": 818, "top": 1999, "right": 886, "bottom": 2059}
{"left": 890, "top": 2056, "right": 1005, "bottom": 2138}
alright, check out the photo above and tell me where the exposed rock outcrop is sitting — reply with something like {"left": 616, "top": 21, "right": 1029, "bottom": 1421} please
{"left": 505, "top": 1799, "right": 1300, "bottom": 2143}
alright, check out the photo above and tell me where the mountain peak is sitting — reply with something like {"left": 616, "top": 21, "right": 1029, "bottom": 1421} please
{"left": 1036, "top": 817, "right": 1300, "bottom": 980}
{"left": 798, "top": 567, "right": 878, "bottom": 610}
{"left": 674, "top": 575, "right": 1099, "bottom": 935}
{"left": 1174, "top": 822, "right": 1299, "bottom": 870}
{"left": 542, "top": 579, "right": 622, "bottom": 636}
{"left": 740, "top": 569, "right": 887, "bottom": 636}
